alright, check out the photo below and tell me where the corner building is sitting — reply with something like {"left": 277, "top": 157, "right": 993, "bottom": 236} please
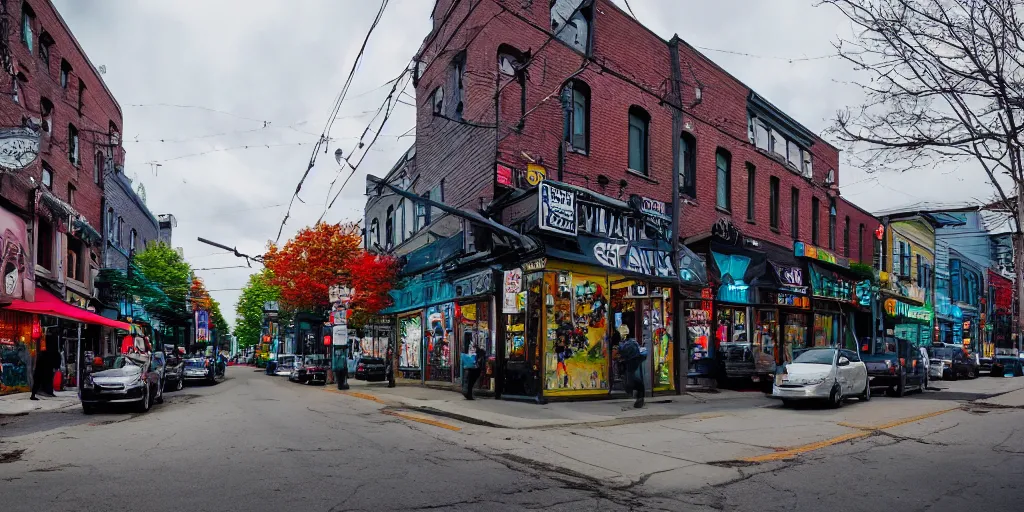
{"left": 366, "top": 0, "right": 882, "bottom": 398}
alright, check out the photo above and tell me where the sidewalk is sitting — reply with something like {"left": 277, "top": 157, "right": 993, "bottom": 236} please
{"left": 0, "top": 391, "right": 79, "bottom": 416}
{"left": 333, "top": 380, "right": 769, "bottom": 429}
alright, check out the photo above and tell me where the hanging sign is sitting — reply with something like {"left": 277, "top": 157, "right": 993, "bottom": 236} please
{"left": 794, "top": 241, "right": 850, "bottom": 269}
{"left": 523, "top": 258, "right": 547, "bottom": 272}
{"left": 625, "top": 283, "right": 650, "bottom": 298}
{"left": 771, "top": 262, "right": 805, "bottom": 290}
{"left": 332, "top": 324, "right": 348, "bottom": 346}
{"left": 502, "top": 269, "right": 523, "bottom": 313}
{"left": 538, "top": 182, "right": 577, "bottom": 236}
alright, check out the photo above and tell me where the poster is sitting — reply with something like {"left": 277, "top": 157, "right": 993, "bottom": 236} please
{"left": 502, "top": 269, "right": 522, "bottom": 313}
{"left": 0, "top": 207, "right": 33, "bottom": 303}
{"left": 195, "top": 310, "right": 209, "bottom": 343}
{"left": 544, "top": 272, "right": 608, "bottom": 395}
{"left": 538, "top": 182, "right": 576, "bottom": 235}
{"left": 399, "top": 315, "right": 422, "bottom": 370}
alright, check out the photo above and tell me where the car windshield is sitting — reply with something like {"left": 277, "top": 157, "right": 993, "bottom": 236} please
{"left": 872, "top": 338, "right": 898, "bottom": 354}
{"left": 929, "top": 347, "right": 952, "bottom": 360}
{"left": 793, "top": 349, "right": 836, "bottom": 365}
{"left": 107, "top": 356, "right": 142, "bottom": 370}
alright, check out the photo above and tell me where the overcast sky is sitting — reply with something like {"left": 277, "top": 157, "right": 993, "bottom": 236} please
{"left": 51, "top": 0, "right": 995, "bottom": 328}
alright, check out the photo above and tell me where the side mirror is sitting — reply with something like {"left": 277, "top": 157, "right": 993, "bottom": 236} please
{"left": 838, "top": 357, "right": 851, "bottom": 367}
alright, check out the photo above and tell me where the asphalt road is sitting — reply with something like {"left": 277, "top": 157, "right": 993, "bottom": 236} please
{"left": 2, "top": 369, "right": 1022, "bottom": 512}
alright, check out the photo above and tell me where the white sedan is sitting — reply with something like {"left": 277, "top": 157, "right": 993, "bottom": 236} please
{"left": 773, "top": 347, "right": 870, "bottom": 408}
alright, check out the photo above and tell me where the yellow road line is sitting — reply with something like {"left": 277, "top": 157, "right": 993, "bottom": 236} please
{"left": 742, "top": 407, "right": 959, "bottom": 463}
{"left": 382, "top": 410, "right": 462, "bottom": 431}
{"left": 323, "top": 388, "right": 385, "bottom": 404}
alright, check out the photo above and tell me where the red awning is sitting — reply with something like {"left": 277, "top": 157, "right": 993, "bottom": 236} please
{"left": 3, "top": 289, "right": 131, "bottom": 330}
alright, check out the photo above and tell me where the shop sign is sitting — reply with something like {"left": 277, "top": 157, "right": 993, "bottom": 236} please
{"left": 502, "top": 269, "right": 523, "bottom": 313}
{"left": 625, "top": 283, "right": 651, "bottom": 298}
{"left": 538, "top": 182, "right": 576, "bottom": 236}
{"left": 633, "top": 195, "right": 671, "bottom": 222}
{"left": 590, "top": 240, "right": 675, "bottom": 278}
{"left": 332, "top": 323, "right": 347, "bottom": 346}
{"left": 0, "top": 127, "right": 40, "bottom": 171}
{"left": 794, "top": 242, "right": 850, "bottom": 269}
{"left": 523, "top": 258, "right": 546, "bottom": 272}
{"left": 884, "top": 299, "right": 933, "bottom": 322}
{"left": 771, "top": 262, "right": 805, "bottom": 290}
{"left": 496, "top": 163, "right": 513, "bottom": 187}
{"left": 767, "top": 292, "right": 810, "bottom": 309}
{"left": 579, "top": 201, "right": 648, "bottom": 241}
{"left": 195, "top": 310, "right": 209, "bottom": 342}
{"left": 808, "top": 265, "right": 857, "bottom": 303}
{"left": 453, "top": 270, "right": 494, "bottom": 298}
{"left": 0, "top": 207, "right": 32, "bottom": 303}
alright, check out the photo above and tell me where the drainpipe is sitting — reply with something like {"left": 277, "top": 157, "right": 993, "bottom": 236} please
{"left": 669, "top": 37, "right": 686, "bottom": 392}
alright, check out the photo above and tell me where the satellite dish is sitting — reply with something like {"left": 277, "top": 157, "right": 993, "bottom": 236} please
{"left": 136, "top": 183, "right": 147, "bottom": 204}
{"left": 334, "top": 148, "right": 345, "bottom": 166}
{"left": 97, "top": 65, "right": 107, "bottom": 74}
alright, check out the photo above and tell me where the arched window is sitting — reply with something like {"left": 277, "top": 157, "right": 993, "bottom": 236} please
{"left": 39, "top": 31, "right": 54, "bottom": 69}
{"left": 67, "top": 124, "right": 79, "bottom": 165}
{"left": 715, "top": 149, "right": 731, "bottom": 211}
{"left": 679, "top": 132, "right": 697, "bottom": 198}
{"left": 627, "top": 106, "right": 650, "bottom": 175}
{"left": 563, "top": 80, "right": 589, "bottom": 153}
{"left": 551, "top": 0, "right": 592, "bottom": 54}
{"left": 496, "top": 44, "right": 527, "bottom": 121}
{"left": 129, "top": 228, "right": 137, "bottom": 251}
{"left": 41, "top": 162, "right": 52, "bottom": 189}
{"left": 20, "top": 2, "right": 35, "bottom": 52}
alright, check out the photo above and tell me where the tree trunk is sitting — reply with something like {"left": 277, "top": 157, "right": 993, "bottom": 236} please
{"left": 1015, "top": 193, "right": 1024, "bottom": 354}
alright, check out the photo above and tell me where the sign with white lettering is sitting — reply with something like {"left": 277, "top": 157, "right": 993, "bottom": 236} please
{"left": 538, "top": 182, "right": 577, "bottom": 236}
{"left": 638, "top": 196, "right": 671, "bottom": 222}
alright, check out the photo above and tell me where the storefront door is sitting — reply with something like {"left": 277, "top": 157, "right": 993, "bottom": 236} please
{"left": 753, "top": 309, "right": 777, "bottom": 375}
{"left": 645, "top": 292, "right": 674, "bottom": 392}
{"left": 502, "top": 272, "right": 541, "bottom": 397}
{"left": 457, "top": 301, "right": 492, "bottom": 390}
{"left": 397, "top": 312, "right": 423, "bottom": 381}
{"left": 424, "top": 303, "right": 454, "bottom": 382}
{"left": 716, "top": 306, "right": 752, "bottom": 377}
{"left": 780, "top": 313, "right": 808, "bottom": 364}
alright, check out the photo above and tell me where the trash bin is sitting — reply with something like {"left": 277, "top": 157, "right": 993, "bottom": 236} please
{"left": 265, "top": 360, "right": 277, "bottom": 375}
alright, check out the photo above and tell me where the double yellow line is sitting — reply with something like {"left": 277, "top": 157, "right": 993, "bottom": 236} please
{"left": 325, "top": 388, "right": 463, "bottom": 432}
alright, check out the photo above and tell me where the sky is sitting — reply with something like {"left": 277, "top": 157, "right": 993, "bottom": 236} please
{"left": 50, "top": 0, "right": 998, "bottom": 328}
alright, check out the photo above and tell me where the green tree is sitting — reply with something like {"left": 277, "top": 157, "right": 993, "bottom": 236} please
{"left": 210, "top": 299, "right": 229, "bottom": 334}
{"left": 233, "top": 270, "right": 280, "bottom": 349}
{"left": 134, "top": 242, "right": 192, "bottom": 305}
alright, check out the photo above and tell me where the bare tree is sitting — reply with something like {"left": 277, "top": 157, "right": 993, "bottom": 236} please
{"left": 824, "top": 0, "right": 1024, "bottom": 343}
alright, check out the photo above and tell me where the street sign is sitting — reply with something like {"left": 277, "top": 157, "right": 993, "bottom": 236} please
{"left": 332, "top": 324, "right": 348, "bottom": 346}
{"left": 329, "top": 285, "right": 354, "bottom": 304}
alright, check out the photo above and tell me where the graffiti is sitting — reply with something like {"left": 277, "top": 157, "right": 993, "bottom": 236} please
{"left": 399, "top": 315, "right": 422, "bottom": 369}
{"left": 0, "top": 209, "right": 32, "bottom": 303}
{"left": 593, "top": 242, "right": 625, "bottom": 268}
{"left": 545, "top": 273, "right": 608, "bottom": 394}
{"left": 539, "top": 182, "right": 576, "bottom": 235}
{"left": 453, "top": 270, "right": 493, "bottom": 298}
{"left": 579, "top": 202, "right": 645, "bottom": 240}
{"left": 625, "top": 247, "right": 674, "bottom": 277}
{"left": 637, "top": 196, "right": 670, "bottom": 222}
{"left": 502, "top": 269, "right": 522, "bottom": 313}
{"left": 0, "top": 127, "right": 40, "bottom": 171}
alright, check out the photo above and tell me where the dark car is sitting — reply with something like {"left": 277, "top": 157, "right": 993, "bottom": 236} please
{"left": 80, "top": 353, "right": 164, "bottom": 414}
{"left": 354, "top": 357, "right": 387, "bottom": 382}
{"left": 183, "top": 356, "right": 220, "bottom": 384}
{"left": 990, "top": 356, "right": 1024, "bottom": 377}
{"left": 162, "top": 346, "right": 185, "bottom": 392}
{"left": 930, "top": 345, "right": 979, "bottom": 380}
{"left": 862, "top": 336, "right": 926, "bottom": 396}
{"left": 293, "top": 355, "right": 329, "bottom": 385}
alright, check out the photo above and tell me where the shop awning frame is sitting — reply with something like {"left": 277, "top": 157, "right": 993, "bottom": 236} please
{"left": 4, "top": 289, "right": 132, "bottom": 330}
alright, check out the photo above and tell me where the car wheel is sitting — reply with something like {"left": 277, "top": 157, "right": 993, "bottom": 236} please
{"left": 176, "top": 377, "right": 184, "bottom": 391}
{"left": 82, "top": 403, "right": 95, "bottom": 415}
{"left": 968, "top": 369, "right": 977, "bottom": 379}
{"left": 861, "top": 381, "right": 871, "bottom": 401}
{"left": 136, "top": 385, "right": 151, "bottom": 413}
{"left": 829, "top": 382, "right": 843, "bottom": 408}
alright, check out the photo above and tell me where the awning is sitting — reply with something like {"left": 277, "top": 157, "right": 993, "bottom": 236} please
{"left": 4, "top": 289, "right": 131, "bottom": 330}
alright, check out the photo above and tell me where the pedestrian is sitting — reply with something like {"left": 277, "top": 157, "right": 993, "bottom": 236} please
{"left": 462, "top": 344, "right": 486, "bottom": 400}
{"left": 618, "top": 337, "right": 646, "bottom": 408}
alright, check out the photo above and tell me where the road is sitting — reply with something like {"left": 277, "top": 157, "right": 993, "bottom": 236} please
{"left": 1, "top": 369, "right": 1022, "bottom": 512}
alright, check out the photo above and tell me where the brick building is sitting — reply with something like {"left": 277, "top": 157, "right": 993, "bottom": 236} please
{"left": 102, "top": 170, "right": 158, "bottom": 271}
{"left": 366, "top": 0, "right": 883, "bottom": 395}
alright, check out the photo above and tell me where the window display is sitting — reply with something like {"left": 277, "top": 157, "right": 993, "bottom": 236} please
{"left": 458, "top": 302, "right": 492, "bottom": 389}
{"left": 609, "top": 284, "right": 635, "bottom": 390}
{"left": 781, "top": 313, "right": 807, "bottom": 363}
{"left": 754, "top": 310, "right": 777, "bottom": 372}
{"left": 649, "top": 293, "right": 674, "bottom": 391}
{"left": 544, "top": 271, "right": 609, "bottom": 394}
{"left": 398, "top": 314, "right": 422, "bottom": 373}
{"left": 813, "top": 313, "right": 840, "bottom": 347}
{"left": 424, "top": 303, "right": 454, "bottom": 382}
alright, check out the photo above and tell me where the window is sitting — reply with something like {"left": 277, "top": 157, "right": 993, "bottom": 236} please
{"left": 67, "top": 183, "right": 75, "bottom": 206}
{"left": 790, "top": 188, "right": 800, "bottom": 238}
{"left": 385, "top": 206, "right": 395, "bottom": 249}
{"left": 749, "top": 114, "right": 813, "bottom": 177}
{"left": 40, "top": 97, "right": 53, "bottom": 136}
{"left": 21, "top": 3, "right": 34, "bottom": 51}
{"left": 564, "top": 80, "right": 590, "bottom": 152}
{"left": 843, "top": 216, "right": 850, "bottom": 257}
{"left": 129, "top": 228, "right": 137, "bottom": 251}
{"left": 94, "top": 151, "right": 105, "bottom": 184}
{"left": 811, "top": 197, "right": 820, "bottom": 245}
{"left": 627, "top": 106, "right": 650, "bottom": 175}
{"left": 107, "top": 207, "right": 115, "bottom": 241}
{"left": 752, "top": 118, "right": 770, "bottom": 152}
{"left": 715, "top": 149, "right": 731, "bottom": 210}
{"left": 916, "top": 254, "right": 922, "bottom": 286}
{"left": 679, "top": 132, "right": 696, "bottom": 198}
{"left": 769, "top": 176, "right": 780, "bottom": 229}
{"left": 431, "top": 86, "right": 443, "bottom": 115}
{"left": 415, "top": 193, "right": 431, "bottom": 231}
{"left": 901, "top": 242, "right": 912, "bottom": 278}
{"left": 60, "top": 59, "right": 72, "bottom": 89}
{"left": 78, "top": 80, "right": 86, "bottom": 113}
{"left": 66, "top": 237, "right": 83, "bottom": 282}
{"left": 828, "top": 198, "right": 836, "bottom": 250}
{"left": 451, "top": 52, "right": 465, "bottom": 119}
{"left": 117, "top": 217, "right": 124, "bottom": 247}
{"left": 496, "top": 44, "right": 526, "bottom": 122}
{"left": 369, "top": 218, "right": 380, "bottom": 248}
{"left": 41, "top": 162, "right": 52, "bottom": 189}
{"left": 787, "top": 140, "right": 801, "bottom": 169}
{"left": 745, "top": 163, "right": 755, "bottom": 222}
{"left": 802, "top": 151, "right": 814, "bottom": 178}
{"left": 38, "top": 31, "right": 52, "bottom": 68}
{"left": 550, "top": 0, "right": 592, "bottom": 54}
{"left": 858, "top": 224, "right": 865, "bottom": 262}
{"left": 67, "top": 124, "right": 79, "bottom": 165}
{"left": 37, "top": 217, "right": 53, "bottom": 272}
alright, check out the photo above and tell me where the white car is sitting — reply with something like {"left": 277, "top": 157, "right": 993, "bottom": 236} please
{"left": 773, "top": 347, "right": 870, "bottom": 408}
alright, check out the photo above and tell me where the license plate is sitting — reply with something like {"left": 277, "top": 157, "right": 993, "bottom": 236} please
{"left": 751, "top": 375, "right": 760, "bottom": 383}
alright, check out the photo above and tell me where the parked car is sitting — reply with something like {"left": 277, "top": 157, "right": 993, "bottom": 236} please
{"left": 773, "top": 347, "right": 870, "bottom": 407}
{"left": 292, "top": 355, "right": 329, "bottom": 385}
{"left": 275, "top": 355, "right": 299, "bottom": 377}
{"left": 929, "top": 344, "right": 979, "bottom": 380}
{"left": 862, "top": 336, "right": 926, "bottom": 397}
{"left": 162, "top": 346, "right": 185, "bottom": 392}
{"left": 355, "top": 357, "right": 387, "bottom": 382}
{"left": 80, "top": 353, "right": 164, "bottom": 414}
{"left": 991, "top": 356, "right": 1024, "bottom": 377}
{"left": 183, "top": 356, "right": 220, "bottom": 384}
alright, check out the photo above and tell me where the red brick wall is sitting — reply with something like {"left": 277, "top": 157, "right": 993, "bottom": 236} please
{"left": 0, "top": 0, "right": 124, "bottom": 229}
{"left": 414, "top": 0, "right": 875, "bottom": 252}
{"left": 840, "top": 197, "right": 881, "bottom": 265}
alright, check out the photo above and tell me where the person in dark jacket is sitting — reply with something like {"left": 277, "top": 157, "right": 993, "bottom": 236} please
{"left": 462, "top": 344, "right": 487, "bottom": 400}
{"left": 618, "top": 338, "right": 646, "bottom": 408}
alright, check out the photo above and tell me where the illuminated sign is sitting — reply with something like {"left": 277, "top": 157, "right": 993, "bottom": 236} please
{"left": 884, "top": 299, "right": 933, "bottom": 322}
{"left": 794, "top": 242, "right": 850, "bottom": 269}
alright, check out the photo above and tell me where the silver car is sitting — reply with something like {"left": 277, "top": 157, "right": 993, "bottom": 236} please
{"left": 774, "top": 347, "right": 870, "bottom": 408}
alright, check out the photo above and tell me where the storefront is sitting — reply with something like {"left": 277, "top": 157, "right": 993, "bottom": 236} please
{"left": 0, "top": 206, "right": 35, "bottom": 395}
{"left": 884, "top": 298, "right": 933, "bottom": 346}
{"left": 381, "top": 271, "right": 456, "bottom": 384}
{"left": 796, "top": 242, "right": 873, "bottom": 354}
{"left": 988, "top": 270, "right": 1013, "bottom": 354}
{"left": 452, "top": 269, "right": 496, "bottom": 390}
{"left": 0, "top": 310, "right": 35, "bottom": 395}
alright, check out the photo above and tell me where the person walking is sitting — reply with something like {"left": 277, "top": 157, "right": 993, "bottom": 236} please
{"left": 462, "top": 344, "right": 486, "bottom": 400}
{"left": 618, "top": 337, "right": 646, "bottom": 408}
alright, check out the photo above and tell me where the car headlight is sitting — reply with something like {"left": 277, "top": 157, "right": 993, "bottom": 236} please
{"left": 83, "top": 375, "right": 94, "bottom": 389}
{"left": 803, "top": 377, "right": 827, "bottom": 386}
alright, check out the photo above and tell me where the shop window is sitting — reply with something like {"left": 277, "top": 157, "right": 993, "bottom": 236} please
{"left": 843, "top": 216, "right": 850, "bottom": 257}
{"left": 60, "top": 59, "right": 72, "bottom": 89}
{"left": 37, "top": 217, "right": 53, "bottom": 272}
{"left": 811, "top": 197, "right": 820, "bottom": 245}
{"left": 550, "top": 0, "right": 592, "bottom": 54}
{"left": 745, "top": 163, "right": 755, "bottom": 222}
{"left": 679, "top": 132, "right": 697, "bottom": 198}
{"left": 40, "top": 97, "right": 53, "bottom": 137}
{"left": 21, "top": 2, "right": 34, "bottom": 51}
{"left": 39, "top": 31, "right": 53, "bottom": 69}
{"left": 385, "top": 205, "right": 395, "bottom": 249}
{"left": 715, "top": 307, "right": 748, "bottom": 358}
{"left": 627, "top": 106, "right": 650, "bottom": 175}
{"left": 545, "top": 271, "right": 608, "bottom": 393}
{"left": 66, "top": 237, "right": 84, "bottom": 282}
{"left": 781, "top": 313, "right": 808, "bottom": 363}
{"left": 41, "top": 162, "right": 52, "bottom": 189}
{"left": 564, "top": 80, "right": 589, "bottom": 153}
{"left": 67, "top": 123, "right": 79, "bottom": 165}
{"left": 790, "top": 187, "right": 799, "bottom": 238}
{"left": 828, "top": 198, "right": 836, "bottom": 250}
{"left": 769, "top": 176, "right": 780, "bottom": 229}
{"left": 715, "top": 149, "right": 731, "bottom": 211}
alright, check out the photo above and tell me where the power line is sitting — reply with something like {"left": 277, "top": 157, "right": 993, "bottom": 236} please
{"left": 276, "top": 0, "right": 391, "bottom": 243}
{"left": 193, "top": 265, "right": 251, "bottom": 271}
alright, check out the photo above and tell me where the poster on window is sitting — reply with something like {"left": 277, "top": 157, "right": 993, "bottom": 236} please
{"left": 544, "top": 272, "right": 609, "bottom": 395}
{"left": 502, "top": 269, "right": 522, "bottom": 313}
{"left": 195, "top": 310, "right": 209, "bottom": 343}
{"left": 399, "top": 315, "right": 422, "bottom": 370}
{"left": 0, "top": 208, "right": 32, "bottom": 303}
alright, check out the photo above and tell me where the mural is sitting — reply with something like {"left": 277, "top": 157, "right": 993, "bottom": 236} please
{"left": 0, "top": 311, "right": 32, "bottom": 394}
{"left": 648, "top": 295, "right": 674, "bottom": 391}
{"left": 398, "top": 314, "right": 422, "bottom": 370}
{"left": 544, "top": 272, "right": 608, "bottom": 395}
{"left": 424, "top": 303, "right": 453, "bottom": 381}
{"left": 0, "top": 208, "right": 32, "bottom": 303}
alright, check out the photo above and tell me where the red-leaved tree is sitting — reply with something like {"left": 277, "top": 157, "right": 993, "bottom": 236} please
{"left": 264, "top": 222, "right": 363, "bottom": 312}
{"left": 345, "top": 252, "right": 400, "bottom": 316}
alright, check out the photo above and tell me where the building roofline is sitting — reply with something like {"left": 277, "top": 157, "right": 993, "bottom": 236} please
{"left": 111, "top": 172, "right": 159, "bottom": 230}
{"left": 47, "top": 0, "right": 123, "bottom": 119}
{"left": 838, "top": 196, "right": 877, "bottom": 220}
